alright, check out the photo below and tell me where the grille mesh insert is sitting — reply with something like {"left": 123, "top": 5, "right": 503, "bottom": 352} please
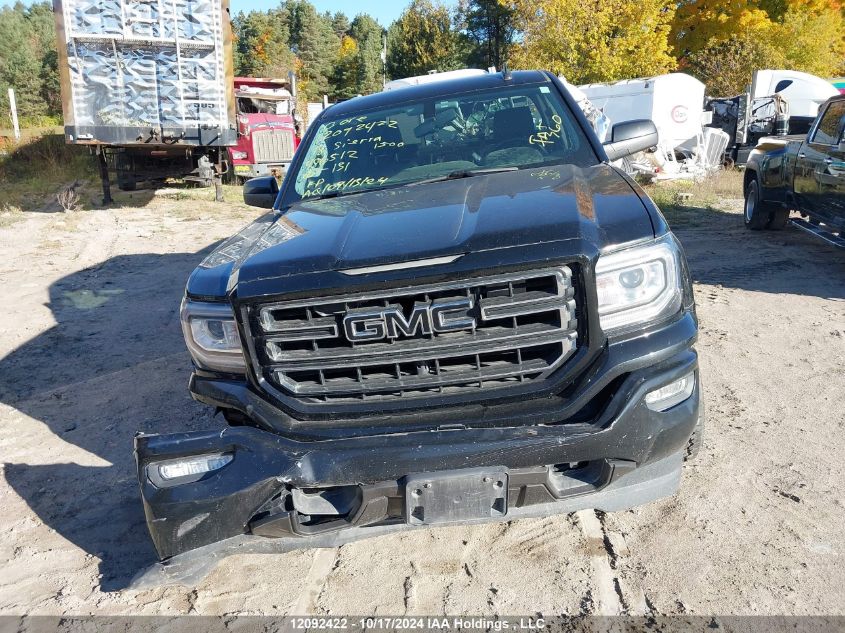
{"left": 246, "top": 267, "right": 579, "bottom": 404}
{"left": 252, "top": 128, "right": 295, "bottom": 163}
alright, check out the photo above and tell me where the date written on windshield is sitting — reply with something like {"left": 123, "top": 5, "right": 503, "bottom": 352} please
{"left": 302, "top": 176, "right": 391, "bottom": 198}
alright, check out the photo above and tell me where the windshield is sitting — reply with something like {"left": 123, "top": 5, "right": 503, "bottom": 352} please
{"left": 281, "top": 83, "right": 597, "bottom": 206}
{"left": 238, "top": 96, "right": 289, "bottom": 115}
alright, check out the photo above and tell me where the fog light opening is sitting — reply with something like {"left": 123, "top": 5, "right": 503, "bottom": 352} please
{"left": 156, "top": 453, "right": 233, "bottom": 481}
{"left": 645, "top": 373, "right": 695, "bottom": 411}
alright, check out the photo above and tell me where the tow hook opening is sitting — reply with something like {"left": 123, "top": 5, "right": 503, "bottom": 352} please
{"left": 248, "top": 484, "right": 377, "bottom": 538}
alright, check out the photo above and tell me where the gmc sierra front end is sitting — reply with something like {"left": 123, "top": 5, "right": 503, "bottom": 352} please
{"left": 134, "top": 70, "right": 702, "bottom": 572}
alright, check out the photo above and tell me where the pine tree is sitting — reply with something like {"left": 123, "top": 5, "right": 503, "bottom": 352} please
{"left": 349, "top": 14, "right": 385, "bottom": 94}
{"left": 386, "top": 0, "right": 462, "bottom": 79}
{"left": 233, "top": 9, "right": 295, "bottom": 77}
{"left": 288, "top": 1, "right": 339, "bottom": 99}
{"left": 457, "top": 0, "right": 516, "bottom": 70}
{"left": 0, "top": 2, "right": 58, "bottom": 125}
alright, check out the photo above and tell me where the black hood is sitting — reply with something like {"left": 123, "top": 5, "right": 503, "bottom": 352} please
{"left": 188, "top": 163, "right": 655, "bottom": 300}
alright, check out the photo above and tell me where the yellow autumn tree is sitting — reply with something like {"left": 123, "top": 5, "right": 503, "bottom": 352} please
{"left": 769, "top": 3, "right": 845, "bottom": 78}
{"left": 671, "top": 0, "right": 774, "bottom": 58}
{"left": 673, "top": 0, "right": 845, "bottom": 93}
{"left": 503, "top": 0, "right": 677, "bottom": 84}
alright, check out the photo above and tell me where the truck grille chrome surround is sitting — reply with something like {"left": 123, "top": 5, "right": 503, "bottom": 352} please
{"left": 252, "top": 128, "right": 295, "bottom": 163}
{"left": 245, "top": 267, "right": 579, "bottom": 405}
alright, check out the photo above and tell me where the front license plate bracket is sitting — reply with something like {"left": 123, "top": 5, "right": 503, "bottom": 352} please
{"left": 405, "top": 468, "right": 508, "bottom": 526}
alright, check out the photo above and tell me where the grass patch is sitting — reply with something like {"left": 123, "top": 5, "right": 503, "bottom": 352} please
{"left": 0, "top": 133, "right": 96, "bottom": 213}
{"left": 642, "top": 169, "right": 744, "bottom": 225}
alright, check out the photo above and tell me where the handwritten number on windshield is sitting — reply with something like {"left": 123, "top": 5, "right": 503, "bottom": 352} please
{"left": 529, "top": 114, "right": 563, "bottom": 148}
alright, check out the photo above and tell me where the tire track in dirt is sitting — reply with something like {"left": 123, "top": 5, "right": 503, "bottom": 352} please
{"left": 576, "top": 510, "right": 623, "bottom": 615}
{"left": 290, "top": 547, "right": 340, "bottom": 615}
{"left": 576, "top": 510, "right": 654, "bottom": 616}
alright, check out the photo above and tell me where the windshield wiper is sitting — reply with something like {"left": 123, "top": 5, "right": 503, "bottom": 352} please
{"left": 409, "top": 166, "right": 519, "bottom": 187}
{"left": 295, "top": 189, "right": 369, "bottom": 204}
{"left": 287, "top": 166, "right": 519, "bottom": 209}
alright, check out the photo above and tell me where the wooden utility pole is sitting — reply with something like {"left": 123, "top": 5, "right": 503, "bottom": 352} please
{"left": 8, "top": 88, "right": 20, "bottom": 141}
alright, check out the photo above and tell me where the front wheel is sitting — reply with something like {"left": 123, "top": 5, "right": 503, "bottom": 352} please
{"left": 744, "top": 178, "right": 772, "bottom": 230}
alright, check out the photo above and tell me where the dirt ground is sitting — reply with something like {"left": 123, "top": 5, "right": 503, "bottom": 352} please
{"left": 0, "top": 175, "right": 843, "bottom": 616}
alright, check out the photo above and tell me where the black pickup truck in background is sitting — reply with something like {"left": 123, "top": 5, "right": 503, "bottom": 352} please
{"left": 744, "top": 95, "right": 845, "bottom": 246}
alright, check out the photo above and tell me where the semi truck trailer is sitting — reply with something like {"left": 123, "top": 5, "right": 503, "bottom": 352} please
{"left": 52, "top": 0, "right": 238, "bottom": 201}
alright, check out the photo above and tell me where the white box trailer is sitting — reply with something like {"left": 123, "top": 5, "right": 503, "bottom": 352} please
{"left": 751, "top": 69, "right": 838, "bottom": 120}
{"left": 578, "top": 73, "right": 706, "bottom": 151}
{"left": 384, "top": 69, "right": 488, "bottom": 92}
{"left": 53, "top": 0, "right": 237, "bottom": 197}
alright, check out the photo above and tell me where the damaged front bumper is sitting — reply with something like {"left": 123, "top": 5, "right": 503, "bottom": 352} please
{"left": 134, "top": 349, "right": 700, "bottom": 573}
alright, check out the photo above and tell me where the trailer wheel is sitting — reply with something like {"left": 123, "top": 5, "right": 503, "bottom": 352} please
{"left": 115, "top": 153, "right": 137, "bottom": 191}
{"left": 116, "top": 171, "right": 137, "bottom": 191}
{"left": 744, "top": 178, "right": 772, "bottom": 230}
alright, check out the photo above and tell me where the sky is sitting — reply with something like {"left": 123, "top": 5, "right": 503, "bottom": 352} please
{"left": 229, "top": 0, "right": 456, "bottom": 26}
{"left": 0, "top": 0, "right": 451, "bottom": 27}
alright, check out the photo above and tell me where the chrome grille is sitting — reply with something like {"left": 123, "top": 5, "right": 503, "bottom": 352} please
{"left": 246, "top": 268, "right": 579, "bottom": 404}
{"left": 252, "top": 128, "right": 295, "bottom": 163}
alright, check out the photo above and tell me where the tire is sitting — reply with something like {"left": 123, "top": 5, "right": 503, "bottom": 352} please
{"left": 768, "top": 207, "right": 791, "bottom": 230}
{"left": 744, "top": 178, "right": 772, "bottom": 230}
{"left": 115, "top": 153, "right": 137, "bottom": 191}
{"left": 685, "top": 405, "right": 705, "bottom": 462}
{"left": 117, "top": 172, "right": 137, "bottom": 191}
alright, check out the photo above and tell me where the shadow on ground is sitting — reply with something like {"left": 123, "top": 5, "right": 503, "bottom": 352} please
{"left": 1, "top": 245, "right": 223, "bottom": 591}
{"left": 667, "top": 206, "right": 845, "bottom": 299}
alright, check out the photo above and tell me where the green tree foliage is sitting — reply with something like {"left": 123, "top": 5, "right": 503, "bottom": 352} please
{"left": 230, "top": 2, "right": 386, "bottom": 101}
{"left": 386, "top": 0, "right": 463, "bottom": 79}
{"left": 0, "top": 2, "right": 60, "bottom": 126}
{"left": 331, "top": 12, "right": 351, "bottom": 38}
{"left": 457, "top": 0, "right": 516, "bottom": 70}
{"left": 350, "top": 14, "right": 386, "bottom": 94}
{"left": 331, "top": 35, "right": 360, "bottom": 100}
{"left": 287, "top": 1, "right": 340, "bottom": 99}
{"left": 232, "top": 8, "right": 295, "bottom": 77}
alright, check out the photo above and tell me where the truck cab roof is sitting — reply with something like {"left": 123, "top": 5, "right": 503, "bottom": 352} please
{"left": 325, "top": 70, "right": 552, "bottom": 119}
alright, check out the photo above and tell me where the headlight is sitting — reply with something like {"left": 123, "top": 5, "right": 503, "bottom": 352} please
{"left": 595, "top": 234, "right": 682, "bottom": 333}
{"left": 231, "top": 150, "right": 248, "bottom": 160}
{"left": 180, "top": 299, "right": 246, "bottom": 372}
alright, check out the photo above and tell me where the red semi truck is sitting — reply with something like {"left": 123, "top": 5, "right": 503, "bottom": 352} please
{"left": 229, "top": 78, "right": 300, "bottom": 182}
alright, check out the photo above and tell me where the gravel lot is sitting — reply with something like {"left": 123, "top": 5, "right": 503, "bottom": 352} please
{"left": 0, "top": 177, "right": 843, "bottom": 616}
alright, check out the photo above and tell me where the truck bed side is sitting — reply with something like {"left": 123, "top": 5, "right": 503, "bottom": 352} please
{"left": 744, "top": 136, "right": 804, "bottom": 208}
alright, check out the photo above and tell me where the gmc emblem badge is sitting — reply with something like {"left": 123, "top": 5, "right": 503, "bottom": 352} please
{"left": 343, "top": 298, "right": 476, "bottom": 342}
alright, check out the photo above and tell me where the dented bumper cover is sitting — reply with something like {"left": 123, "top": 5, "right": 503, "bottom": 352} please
{"left": 134, "top": 344, "right": 700, "bottom": 564}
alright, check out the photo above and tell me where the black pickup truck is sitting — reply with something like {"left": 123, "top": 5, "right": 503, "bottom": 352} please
{"left": 744, "top": 94, "right": 845, "bottom": 245}
{"left": 134, "top": 70, "right": 702, "bottom": 574}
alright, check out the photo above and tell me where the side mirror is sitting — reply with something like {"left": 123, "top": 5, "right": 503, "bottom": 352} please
{"left": 243, "top": 176, "right": 279, "bottom": 208}
{"left": 603, "top": 119, "right": 658, "bottom": 161}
